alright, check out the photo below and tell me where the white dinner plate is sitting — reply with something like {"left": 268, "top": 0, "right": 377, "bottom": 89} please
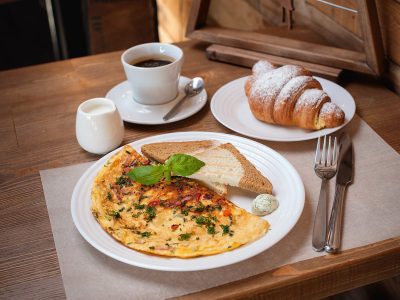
{"left": 71, "top": 132, "right": 304, "bottom": 271}
{"left": 211, "top": 76, "right": 356, "bottom": 141}
{"left": 106, "top": 76, "right": 207, "bottom": 124}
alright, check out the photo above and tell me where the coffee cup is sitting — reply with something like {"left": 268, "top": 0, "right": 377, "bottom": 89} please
{"left": 76, "top": 98, "right": 124, "bottom": 154}
{"left": 121, "top": 43, "right": 183, "bottom": 105}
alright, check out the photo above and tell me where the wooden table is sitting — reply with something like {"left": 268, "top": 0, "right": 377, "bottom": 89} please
{"left": 0, "top": 40, "right": 399, "bottom": 300}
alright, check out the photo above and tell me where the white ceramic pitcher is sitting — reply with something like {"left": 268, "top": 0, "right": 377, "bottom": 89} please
{"left": 76, "top": 98, "right": 124, "bottom": 154}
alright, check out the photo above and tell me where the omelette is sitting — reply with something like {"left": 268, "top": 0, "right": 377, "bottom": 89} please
{"left": 91, "top": 145, "right": 269, "bottom": 258}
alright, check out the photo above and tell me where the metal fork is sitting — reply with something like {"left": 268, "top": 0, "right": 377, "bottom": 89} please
{"left": 312, "top": 135, "right": 338, "bottom": 252}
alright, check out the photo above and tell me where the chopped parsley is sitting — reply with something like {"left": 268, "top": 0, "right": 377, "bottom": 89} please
{"left": 178, "top": 233, "right": 192, "bottom": 241}
{"left": 116, "top": 176, "right": 131, "bottom": 187}
{"left": 207, "top": 225, "right": 216, "bottom": 235}
{"left": 195, "top": 215, "right": 208, "bottom": 225}
{"left": 181, "top": 209, "right": 189, "bottom": 216}
{"left": 140, "top": 231, "right": 151, "bottom": 238}
{"left": 195, "top": 215, "right": 217, "bottom": 226}
{"left": 145, "top": 206, "right": 156, "bottom": 221}
{"left": 134, "top": 203, "right": 145, "bottom": 210}
{"left": 194, "top": 202, "right": 205, "bottom": 212}
{"left": 220, "top": 224, "right": 234, "bottom": 236}
{"left": 139, "top": 194, "right": 148, "bottom": 201}
{"left": 106, "top": 192, "right": 112, "bottom": 201}
{"left": 132, "top": 212, "right": 142, "bottom": 218}
{"left": 194, "top": 215, "right": 220, "bottom": 235}
{"left": 220, "top": 224, "right": 230, "bottom": 234}
{"left": 110, "top": 211, "right": 121, "bottom": 219}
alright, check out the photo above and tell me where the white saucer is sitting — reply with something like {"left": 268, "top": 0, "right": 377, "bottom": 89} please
{"left": 105, "top": 76, "right": 207, "bottom": 124}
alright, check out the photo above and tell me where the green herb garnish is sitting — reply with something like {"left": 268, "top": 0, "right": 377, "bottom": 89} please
{"left": 145, "top": 206, "right": 156, "bottom": 221}
{"left": 106, "top": 192, "right": 112, "bottom": 201}
{"left": 165, "top": 154, "right": 205, "bottom": 176}
{"left": 140, "top": 231, "right": 151, "bottom": 238}
{"left": 194, "top": 202, "right": 205, "bottom": 212}
{"left": 139, "top": 195, "right": 148, "bottom": 201}
{"left": 132, "top": 212, "right": 142, "bottom": 218}
{"left": 195, "top": 215, "right": 208, "bottom": 225}
{"left": 110, "top": 211, "right": 121, "bottom": 219}
{"left": 178, "top": 233, "right": 192, "bottom": 241}
{"left": 116, "top": 176, "right": 131, "bottom": 187}
{"left": 220, "top": 224, "right": 230, "bottom": 235}
{"left": 207, "top": 225, "right": 216, "bottom": 235}
{"left": 127, "top": 154, "right": 205, "bottom": 185}
{"left": 134, "top": 203, "right": 145, "bottom": 210}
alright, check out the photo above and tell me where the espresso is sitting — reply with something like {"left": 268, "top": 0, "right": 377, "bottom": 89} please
{"left": 130, "top": 55, "right": 174, "bottom": 68}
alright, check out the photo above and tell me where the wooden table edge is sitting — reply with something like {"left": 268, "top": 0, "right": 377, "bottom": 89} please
{"left": 171, "top": 237, "right": 400, "bottom": 299}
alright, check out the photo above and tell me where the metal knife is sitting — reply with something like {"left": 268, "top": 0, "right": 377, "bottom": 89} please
{"left": 325, "top": 133, "right": 354, "bottom": 253}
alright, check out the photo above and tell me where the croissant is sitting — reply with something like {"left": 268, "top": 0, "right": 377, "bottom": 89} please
{"left": 245, "top": 60, "right": 345, "bottom": 130}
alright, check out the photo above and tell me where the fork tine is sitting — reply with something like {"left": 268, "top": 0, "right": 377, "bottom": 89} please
{"left": 333, "top": 136, "right": 338, "bottom": 164}
{"left": 321, "top": 135, "right": 327, "bottom": 166}
{"left": 315, "top": 136, "right": 321, "bottom": 165}
{"left": 327, "top": 136, "right": 332, "bottom": 166}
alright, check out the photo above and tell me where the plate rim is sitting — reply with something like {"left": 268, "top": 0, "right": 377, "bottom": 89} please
{"left": 210, "top": 76, "right": 356, "bottom": 142}
{"left": 71, "top": 131, "right": 305, "bottom": 271}
{"left": 105, "top": 76, "right": 207, "bottom": 125}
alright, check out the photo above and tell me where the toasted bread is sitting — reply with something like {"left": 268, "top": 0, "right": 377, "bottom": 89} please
{"left": 141, "top": 141, "right": 273, "bottom": 194}
{"left": 141, "top": 140, "right": 227, "bottom": 195}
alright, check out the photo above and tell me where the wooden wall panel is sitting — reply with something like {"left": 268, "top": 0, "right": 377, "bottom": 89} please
{"left": 86, "top": 0, "right": 158, "bottom": 54}
{"left": 158, "top": 0, "right": 400, "bottom": 93}
{"left": 307, "top": 0, "right": 362, "bottom": 37}
{"left": 376, "top": 0, "right": 400, "bottom": 66}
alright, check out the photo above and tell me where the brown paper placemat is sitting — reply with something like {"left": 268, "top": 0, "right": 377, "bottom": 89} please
{"left": 40, "top": 115, "right": 400, "bottom": 300}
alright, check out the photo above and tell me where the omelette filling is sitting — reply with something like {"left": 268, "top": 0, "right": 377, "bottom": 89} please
{"left": 91, "top": 146, "right": 269, "bottom": 258}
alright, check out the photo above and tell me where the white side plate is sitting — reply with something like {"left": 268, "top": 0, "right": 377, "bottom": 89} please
{"left": 211, "top": 76, "right": 356, "bottom": 141}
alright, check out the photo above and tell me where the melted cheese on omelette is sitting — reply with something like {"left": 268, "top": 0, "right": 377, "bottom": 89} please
{"left": 91, "top": 145, "right": 269, "bottom": 258}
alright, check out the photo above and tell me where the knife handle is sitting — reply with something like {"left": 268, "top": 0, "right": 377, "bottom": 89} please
{"left": 312, "top": 179, "right": 329, "bottom": 252}
{"left": 325, "top": 184, "right": 346, "bottom": 253}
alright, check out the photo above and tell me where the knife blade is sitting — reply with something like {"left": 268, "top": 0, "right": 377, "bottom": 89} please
{"left": 325, "top": 133, "right": 354, "bottom": 253}
{"left": 336, "top": 134, "right": 353, "bottom": 185}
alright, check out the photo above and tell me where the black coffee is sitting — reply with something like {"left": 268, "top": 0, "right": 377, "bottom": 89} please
{"left": 130, "top": 56, "right": 174, "bottom": 68}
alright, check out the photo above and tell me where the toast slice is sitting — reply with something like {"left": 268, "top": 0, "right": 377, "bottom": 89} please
{"left": 141, "top": 140, "right": 227, "bottom": 195}
{"left": 141, "top": 141, "right": 273, "bottom": 194}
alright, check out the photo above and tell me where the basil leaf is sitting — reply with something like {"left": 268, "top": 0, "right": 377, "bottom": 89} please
{"left": 166, "top": 154, "right": 205, "bottom": 176}
{"left": 164, "top": 169, "right": 171, "bottom": 181}
{"left": 127, "top": 165, "right": 165, "bottom": 185}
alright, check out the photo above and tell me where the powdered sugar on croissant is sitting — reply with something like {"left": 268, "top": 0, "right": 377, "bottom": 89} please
{"left": 245, "top": 60, "right": 345, "bottom": 130}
